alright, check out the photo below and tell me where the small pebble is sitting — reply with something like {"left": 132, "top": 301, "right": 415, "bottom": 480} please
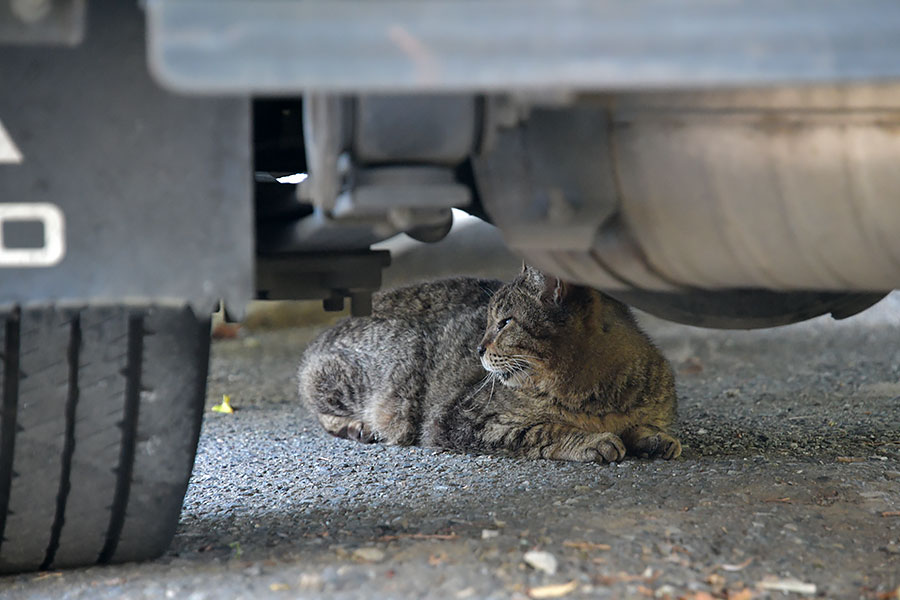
{"left": 523, "top": 550, "right": 558, "bottom": 575}
{"left": 655, "top": 584, "right": 677, "bottom": 598}
{"left": 243, "top": 565, "right": 262, "bottom": 577}
{"left": 352, "top": 547, "right": 385, "bottom": 563}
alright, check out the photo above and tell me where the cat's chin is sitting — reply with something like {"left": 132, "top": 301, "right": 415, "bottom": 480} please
{"left": 480, "top": 365, "right": 518, "bottom": 388}
{"left": 496, "top": 369, "right": 529, "bottom": 389}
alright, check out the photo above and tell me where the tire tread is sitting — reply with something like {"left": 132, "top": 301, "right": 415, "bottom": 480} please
{"left": 0, "top": 305, "right": 209, "bottom": 573}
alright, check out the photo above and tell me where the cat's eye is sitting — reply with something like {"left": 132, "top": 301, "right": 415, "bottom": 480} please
{"left": 497, "top": 317, "right": 512, "bottom": 331}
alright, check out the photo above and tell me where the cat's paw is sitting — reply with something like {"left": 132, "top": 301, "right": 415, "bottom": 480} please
{"left": 631, "top": 431, "right": 682, "bottom": 460}
{"left": 592, "top": 432, "right": 627, "bottom": 463}
{"left": 341, "top": 420, "right": 378, "bottom": 444}
{"left": 319, "top": 414, "right": 379, "bottom": 444}
{"left": 579, "top": 432, "right": 626, "bottom": 463}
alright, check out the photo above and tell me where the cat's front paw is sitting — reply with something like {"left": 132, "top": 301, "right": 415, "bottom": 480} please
{"left": 626, "top": 428, "right": 682, "bottom": 460}
{"left": 319, "top": 414, "right": 379, "bottom": 444}
{"left": 342, "top": 420, "right": 378, "bottom": 444}
{"left": 562, "top": 432, "right": 625, "bottom": 463}
{"left": 589, "top": 432, "right": 627, "bottom": 463}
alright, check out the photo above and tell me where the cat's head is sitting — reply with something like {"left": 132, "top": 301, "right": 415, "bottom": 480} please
{"left": 477, "top": 265, "right": 591, "bottom": 390}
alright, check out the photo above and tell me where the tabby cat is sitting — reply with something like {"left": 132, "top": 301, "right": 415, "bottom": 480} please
{"left": 298, "top": 267, "right": 681, "bottom": 462}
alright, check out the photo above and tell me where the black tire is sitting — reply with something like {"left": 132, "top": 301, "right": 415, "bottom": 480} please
{"left": 0, "top": 304, "right": 209, "bottom": 572}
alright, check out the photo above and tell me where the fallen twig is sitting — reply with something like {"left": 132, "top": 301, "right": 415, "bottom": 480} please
{"left": 377, "top": 532, "right": 458, "bottom": 542}
{"left": 718, "top": 558, "right": 754, "bottom": 572}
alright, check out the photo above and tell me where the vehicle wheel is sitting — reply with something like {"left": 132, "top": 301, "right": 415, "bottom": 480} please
{"left": 0, "top": 304, "right": 209, "bottom": 572}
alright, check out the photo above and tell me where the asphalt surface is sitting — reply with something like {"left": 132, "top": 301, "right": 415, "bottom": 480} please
{"left": 2, "top": 286, "right": 898, "bottom": 600}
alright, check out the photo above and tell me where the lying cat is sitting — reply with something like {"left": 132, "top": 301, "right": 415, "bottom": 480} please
{"left": 298, "top": 267, "right": 681, "bottom": 462}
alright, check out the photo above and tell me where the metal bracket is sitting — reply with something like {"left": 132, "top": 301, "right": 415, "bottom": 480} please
{"left": 256, "top": 251, "right": 391, "bottom": 317}
{"left": 261, "top": 93, "right": 480, "bottom": 254}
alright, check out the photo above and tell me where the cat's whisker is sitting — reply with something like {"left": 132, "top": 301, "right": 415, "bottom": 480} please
{"left": 462, "top": 372, "right": 497, "bottom": 412}
{"left": 467, "top": 373, "right": 492, "bottom": 395}
{"left": 484, "top": 373, "right": 498, "bottom": 410}
{"left": 478, "top": 283, "right": 499, "bottom": 298}
{"left": 504, "top": 359, "right": 534, "bottom": 373}
{"left": 508, "top": 358, "right": 533, "bottom": 367}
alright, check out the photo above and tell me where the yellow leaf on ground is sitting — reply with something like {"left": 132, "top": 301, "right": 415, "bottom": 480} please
{"left": 212, "top": 395, "right": 234, "bottom": 414}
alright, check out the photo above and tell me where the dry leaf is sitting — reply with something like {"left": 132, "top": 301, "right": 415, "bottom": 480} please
{"left": 528, "top": 580, "right": 578, "bottom": 599}
{"left": 595, "top": 571, "right": 657, "bottom": 585}
{"left": 562, "top": 540, "right": 611, "bottom": 551}
{"left": 836, "top": 456, "right": 866, "bottom": 463}
{"left": 351, "top": 547, "right": 385, "bottom": 562}
{"left": 269, "top": 583, "right": 290, "bottom": 592}
{"left": 757, "top": 576, "right": 816, "bottom": 595}
{"left": 728, "top": 589, "right": 756, "bottom": 600}
{"left": 881, "top": 511, "right": 900, "bottom": 517}
{"left": 875, "top": 586, "right": 900, "bottom": 600}
{"left": 377, "top": 532, "right": 458, "bottom": 541}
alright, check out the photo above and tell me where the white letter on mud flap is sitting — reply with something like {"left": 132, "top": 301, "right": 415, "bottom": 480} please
{"left": 0, "top": 203, "right": 66, "bottom": 267}
{"left": 0, "top": 120, "right": 23, "bottom": 164}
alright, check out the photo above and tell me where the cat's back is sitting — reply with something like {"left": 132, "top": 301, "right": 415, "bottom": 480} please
{"left": 301, "top": 276, "right": 499, "bottom": 362}
{"left": 372, "top": 277, "right": 502, "bottom": 321}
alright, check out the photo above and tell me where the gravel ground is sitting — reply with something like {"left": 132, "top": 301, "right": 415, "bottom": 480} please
{"left": 2, "top": 291, "right": 898, "bottom": 600}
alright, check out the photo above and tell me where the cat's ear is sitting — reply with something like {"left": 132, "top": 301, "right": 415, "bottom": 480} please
{"left": 520, "top": 266, "right": 570, "bottom": 304}
{"left": 521, "top": 264, "right": 543, "bottom": 286}
{"left": 541, "top": 275, "right": 571, "bottom": 306}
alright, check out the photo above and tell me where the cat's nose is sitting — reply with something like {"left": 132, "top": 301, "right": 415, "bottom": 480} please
{"left": 477, "top": 344, "right": 486, "bottom": 357}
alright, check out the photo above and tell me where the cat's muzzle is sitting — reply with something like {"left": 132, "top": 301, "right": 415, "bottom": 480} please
{"left": 481, "top": 352, "right": 528, "bottom": 387}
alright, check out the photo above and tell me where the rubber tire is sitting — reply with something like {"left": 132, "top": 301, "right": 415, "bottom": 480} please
{"left": 0, "top": 304, "right": 209, "bottom": 572}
